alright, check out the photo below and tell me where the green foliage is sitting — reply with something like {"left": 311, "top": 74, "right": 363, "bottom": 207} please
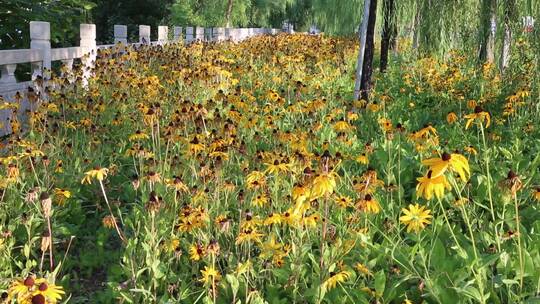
{"left": 0, "top": 0, "right": 95, "bottom": 49}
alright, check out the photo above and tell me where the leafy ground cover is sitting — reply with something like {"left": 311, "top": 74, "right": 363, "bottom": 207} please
{"left": 0, "top": 34, "right": 539, "bottom": 303}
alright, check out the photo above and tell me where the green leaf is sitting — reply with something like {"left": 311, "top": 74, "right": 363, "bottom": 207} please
{"left": 374, "top": 270, "right": 386, "bottom": 297}
{"left": 226, "top": 274, "right": 240, "bottom": 296}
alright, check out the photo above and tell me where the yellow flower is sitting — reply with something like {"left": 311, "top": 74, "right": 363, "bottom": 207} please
{"left": 31, "top": 280, "right": 65, "bottom": 303}
{"left": 378, "top": 117, "right": 393, "bottom": 132}
{"left": 189, "top": 243, "right": 206, "bottom": 261}
{"left": 421, "top": 152, "right": 470, "bottom": 182}
{"left": 8, "top": 277, "right": 34, "bottom": 303}
{"left": 357, "top": 194, "right": 381, "bottom": 214}
{"left": 264, "top": 213, "right": 283, "bottom": 226}
{"left": 446, "top": 112, "right": 458, "bottom": 124}
{"left": 251, "top": 194, "right": 269, "bottom": 207}
{"left": 464, "top": 145, "right": 477, "bottom": 155}
{"left": 321, "top": 270, "right": 351, "bottom": 292}
{"left": 334, "top": 195, "right": 352, "bottom": 208}
{"left": 264, "top": 159, "right": 292, "bottom": 175}
{"left": 356, "top": 153, "right": 369, "bottom": 165}
{"left": 354, "top": 263, "right": 372, "bottom": 276}
{"left": 81, "top": 167, "right": 109, "bottom": 184}
{"left": 333, "top": 120, "right": 354, "bottom": 132}
{"left": 246, "top": 171, "right": 266, "bottom": 189}
{"left": 464, "top": 106, "right": 491, "bottom": 129}
{"left": 199, "top": 266, "right": 221, "bottom": 284}
{"left": 416, "top": 170, "right": 451, "bottom": 200}
{"left": 301, "top": 213, "right": 320, "bottom": 228}
{"left": 129, "top": 130, "right": 149, "bottom": 141}
{"left": 311, "top": 172, "right": 338, "bottom": 198}
{"left": 236, "top": 228, "right": 263, "bottom": 245}
{"left": 8, "top": 277, "right": 64, "bottom": 304}
{"left": 399, "top": 203, "right": 433, "bottom": 232}
{"left": 54, "top": 188, "right": 71, "bottom": 206}
{"left": 533, "top": 188, "right": 540, "bottom": 202}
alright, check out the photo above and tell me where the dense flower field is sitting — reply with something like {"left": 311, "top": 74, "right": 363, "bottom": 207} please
{"left": 0, "top": 34, "right": 539, "bottom": 303}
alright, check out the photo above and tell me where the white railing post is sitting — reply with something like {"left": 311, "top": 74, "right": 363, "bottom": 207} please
{"left": 139, "top": 25, "right": 150, "bottom": 44}
{"left": 213, "top": 27, "right": 225, "bottom": 41}
{"left": 114, "top": 25, "right": 128, "bottom": 44}
{"left": 30, "top": 21, "right": 51, "bottom": 80}
{"left": 195, "top": 27, "right": 204, "bottom": 41}
{"left": 158, "top": 26, "right": 168, "bottom": 44}
{"left": 0, "top": 64, "right": 17, "bottom": 84}
{"left": 186, "top": 27, "right": 194, "bottom": 44}
{"left": 80, "top": 24, "right": 96, "bottom": 86}
{"left": 174, "top": 26, "right": 182, "bottom": 42}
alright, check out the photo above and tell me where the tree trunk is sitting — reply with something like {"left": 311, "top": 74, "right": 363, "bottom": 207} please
{"left": 380, "top": 0, "right": 395, "bottom": 72}
{"left": 412, "top": 3, "right": 421, "bottom": 49}
{"left": 353, "top": 0, "right": 372, "bottom": 101}
{"left": 479, "top": 0, "right": 496, "bottom": 63}
{"left": 360, "top": 0, "right": 378, "bottom": 101}
{"left": 226, "top": 0, "right": 234, "bottom": 28}
{"left": 500, "top": 0, "right": 515, "bottom": 73}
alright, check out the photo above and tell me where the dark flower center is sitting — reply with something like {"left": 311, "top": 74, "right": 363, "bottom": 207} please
{"left": 474, "top": 105, "right": 483, "bottom": 113}
{"left": 442, "top": 152, "right": 451, "bottom": 161}
{"left": 32, "top": 294, "right": 45, "bottom": 304}
{"left": 24, "top": 277, "right": 35, "bottom": 287}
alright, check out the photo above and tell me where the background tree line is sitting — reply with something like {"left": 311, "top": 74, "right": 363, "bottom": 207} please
{"left": 2, "top": 0, "right": 538, "bottom": 97}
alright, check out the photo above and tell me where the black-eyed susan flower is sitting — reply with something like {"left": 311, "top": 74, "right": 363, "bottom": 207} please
{"left": 81, "top": 167, "right": 109, "bottom": 184}
{"left": 236, "top": 228, "right": 263, "bottom": 245}
{"left": 399, "top": 203, "right": 432, "bottom": 232}
{"left": 357, "top": 194, "right": 381, "bottom": 214}
{"left": 8, "top": 277, "right": 64, "bottom": 304}
{"left": 334, "top": 195, "right": 352, "bottom": 208}
{"left": 446, "top": 112, "right": 458, "bottom": 124}
{"left": 189, "top": 243, "right": 206, "bottom": 261}
{"left": 354, "top": 263, "right": 372, "bottom": 276}
{"left": 532, "top": 188, "right": 540, "bottom": 202}
{"left": 199, "top": 266, "right": 221, "bottom": 284}
{"left": 356, "top": 153, "right": 368, "bottom": 165}
{"left": 263, "top": 213, "right": 283, "bottom": 226}
{"left": 128, "top": 130, "right": 149, "bottom": 141}
{"left": 8, "top": 276, "right": 34, "bottom": 302}
{"left": 464, "top": 106, "right": 491, "bottom": 129}
{"left": 264, "top": 159, "right": 292, "bottom": 175}
{"left": 311, "top": 171, "right": 338, "bottom": 199}
{"left": 31, "top": 280, "right": 65, "bottom": 303}
{"left": 421, "top": 152, "right": 470, "bottom": 182}
{"left": 321, "top": 270, "right": 351, "bottom": 292}
{"left": 416, "top": 170, "right": 451, "bottom": 200}
{"left": 464, "top": 145, "right": 477, "bottom": 155}
{"left": 53, "top": 188, "right": 71, "bottom": 206}
{"left": 246, "top": 171, "right": 266, "bottom": 189}
{"left": 251, "top": 193, "right": 269, "bottom": 207}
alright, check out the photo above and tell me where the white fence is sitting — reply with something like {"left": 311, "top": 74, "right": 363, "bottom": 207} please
{"left": 0, "top": 22, "right": 281, "bottom": 135}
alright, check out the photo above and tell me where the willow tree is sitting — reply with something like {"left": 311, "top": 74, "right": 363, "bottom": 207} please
{"left": 479, "top": 0, "right": 497, "bottom": 63}
{"left": 500, "top": 0, "right": 517, "bottom": 72}
{"left": 380, "top": 0, "right": 397, "bottom": 72}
